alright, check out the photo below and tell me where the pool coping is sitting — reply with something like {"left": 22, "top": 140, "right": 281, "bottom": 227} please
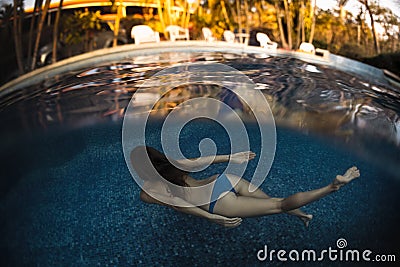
{"left": 0, "top": 41, "right": 391, "bottom": 97}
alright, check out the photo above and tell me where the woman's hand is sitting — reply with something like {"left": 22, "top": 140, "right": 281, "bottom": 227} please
{"left": 229, "top": 151, "right": 256, "bottom": 164}
{"left": 209, "top": 214, "right": 242, "bottom": 228}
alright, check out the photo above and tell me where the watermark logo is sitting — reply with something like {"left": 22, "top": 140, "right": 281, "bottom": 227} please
{"left": 122, "top": 62, "right": 276, "bottom": 206}
{"left": 336, "top": 238, "right": 347, "bottom": 249}
{"left": 257, "top": 238, "right": 396, "bottom": 262}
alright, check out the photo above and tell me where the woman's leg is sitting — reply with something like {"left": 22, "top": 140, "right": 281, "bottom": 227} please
{"left": 214, "top": 167, "right": 360, "bottom": 218}
{"left": 229, "top": 174, "right": 313, "bottom": 225}
{"left": 227, "top": 174, "right": 271, "bottom": 199}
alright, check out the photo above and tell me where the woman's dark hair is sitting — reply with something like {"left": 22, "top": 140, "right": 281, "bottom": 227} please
{"left": 131, "top": 146, "right": 188, "bottom": 188}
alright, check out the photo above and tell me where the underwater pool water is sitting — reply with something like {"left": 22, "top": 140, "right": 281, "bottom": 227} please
{"left": 0, "top": 51, "right": 399, "bottom": 265}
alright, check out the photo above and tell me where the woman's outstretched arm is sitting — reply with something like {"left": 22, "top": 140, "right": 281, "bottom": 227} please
{"left": 140, "top": 190, "right": 242, "bottom": 227}
{"left": 175, "top": 151, "right": 255, "bottom": 170}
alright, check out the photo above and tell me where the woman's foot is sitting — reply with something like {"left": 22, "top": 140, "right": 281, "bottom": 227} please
{"left": 332, "top": 166, "right": 360, "bottom": 191}
{"left": 300, "top": 214, "right": 313, "bottom": 227}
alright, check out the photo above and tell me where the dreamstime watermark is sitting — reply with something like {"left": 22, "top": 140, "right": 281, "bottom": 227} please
{"left": 257, "top": 238, "right": 396, "bottom": 263}
{"left": 122, "top": 62, "right": 276, "bottom": 206}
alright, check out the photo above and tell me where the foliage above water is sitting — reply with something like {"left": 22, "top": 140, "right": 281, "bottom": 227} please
{"left": 0, "top": 0, "right": 399, "bottom": 86}
{"left": 61, "top": 10, "right": 102, "bottom": 46}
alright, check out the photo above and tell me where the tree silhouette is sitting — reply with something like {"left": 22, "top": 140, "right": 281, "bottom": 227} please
{"left": 31, "top": 0, "right": 51, "bottom": 70}
{"left": 52, "top": 0, "right": 64, "bottom": 63}
{"left": 12, "top": 0, "right": 23, "bottom": 74}
{"left": 359, "top": 0, "right": 380, "bottom": 54}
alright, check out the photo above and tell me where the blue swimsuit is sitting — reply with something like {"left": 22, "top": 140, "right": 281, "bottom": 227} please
{"left": 209, "top": 173, "right": 237, "bottom": 213}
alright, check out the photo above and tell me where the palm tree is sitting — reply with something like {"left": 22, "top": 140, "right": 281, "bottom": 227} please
{"left": 308, "top": 0, "right": 317, "bottom": 43}
{"left": 220, "top": 0, "right": 231, "bottom": 30}
{"left": 295, "top": 0, "right": 305, "bottom": 48}
{"left": 52, "top": 0, "right": 63, "bottom": 63}
{"left": 283, "top": 0, "right": 292, "bottom": 49}
{"left": 338, "top": 0, "right": 349, "bottom": 21}
{"left": 31, "top": 0, "right": 51, "bottom": 70}
{"left": 359, "top": 0, "right": 380, "bottom": 54}
{"left": 27, "top": 0, "right": 43, "bottom": 68}
{"left": 12, "top": 0, "right": 23, "bottom": 74}
{"left": 274, "top": 1, "right": 288, "bottom": 48}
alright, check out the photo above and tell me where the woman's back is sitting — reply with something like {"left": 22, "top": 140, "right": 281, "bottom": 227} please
{"left": 181, "top": 175, "right": 218, "bottom": 207}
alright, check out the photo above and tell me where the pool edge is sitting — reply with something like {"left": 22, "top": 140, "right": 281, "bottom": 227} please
{"left": 0, "top": 41, "right": 389, "bottom": 96}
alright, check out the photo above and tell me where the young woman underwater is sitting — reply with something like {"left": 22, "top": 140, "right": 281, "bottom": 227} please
{"left": 131, "top": 146, "right": 360, "bottom": 228}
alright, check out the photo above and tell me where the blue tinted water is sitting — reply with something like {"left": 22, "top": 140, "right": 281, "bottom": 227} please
{"left": 0, "top": 52, "right": 399, "bottom": 265}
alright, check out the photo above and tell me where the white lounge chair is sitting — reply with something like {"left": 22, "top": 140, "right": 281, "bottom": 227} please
{"left": 165, "top": 25, "right": 189, "bottom": 41}
{"left": 202, "top": 27, "right": 215, "bottom": 42}
{"left": 223, "top": 30, "right": 236, "bottom": 43}
{"left": 131, "top": 25, "right": 160, "bottom": 45}
{"left": 316, "top": 48, "right": 330, "bottom": 58}
{"left": 256, "top": 32, "right": 278, "bottom": 50}
{"left": 299, "top": 42, "right": 315, "bottom": 54}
